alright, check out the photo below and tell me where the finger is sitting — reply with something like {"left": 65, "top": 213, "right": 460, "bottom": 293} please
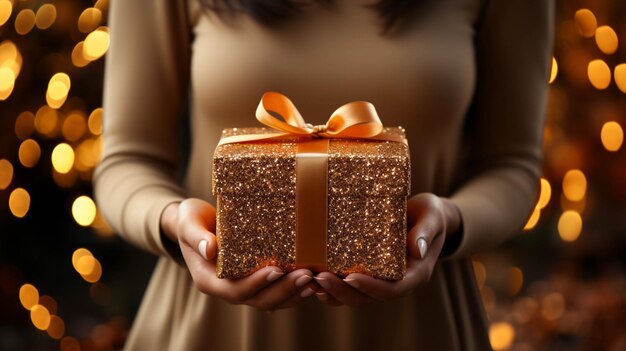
{"left": 315, "top": 291, "right": 342, "bottom": 307}
{"left": 407, "top": 212, "right": 444, "bottom": 260}
{"left": 244, "top": 269, "right": 314, "bottom": 311}
{"left": 270, "top": 280, "right": 319, "bottom": 311}
{"left": 315, "top": 272, "right": 374, "bottom": 307}
{"left": 341, "top": 273, "right": 399, "bottom": 301}
{"left": 177, "top": 202, "right": 218, "bottom": 260}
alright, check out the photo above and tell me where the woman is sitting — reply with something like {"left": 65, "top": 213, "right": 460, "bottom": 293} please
{"left": 94, "top": 0, "right": 553, "bottom": 349}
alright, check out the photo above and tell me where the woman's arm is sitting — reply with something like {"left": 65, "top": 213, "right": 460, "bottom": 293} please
{"left": 96, "top": 0, "right": 317, "bottom": 311}
{"left": 317, "top": 0, "right": 554, "bottom": 306}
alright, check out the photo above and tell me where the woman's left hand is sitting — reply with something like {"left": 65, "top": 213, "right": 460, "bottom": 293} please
{"left": 313, "top": 193, "right": 462, "bottom": 307}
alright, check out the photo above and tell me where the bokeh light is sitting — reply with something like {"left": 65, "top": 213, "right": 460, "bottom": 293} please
{"left": 549, "top": 57, "right": 558, "bottom": 84}
{"left": 0, "top": 0, "right": 12, "bottom": 27}
{"left": 489, "top": 322, "right": 515, "bottom": 350}
{"left": 78, "top": 7, "right": 102, "bottom": 33}
{"left": 60, "top": 336, "right": 81, "bottom": 351}
{"left": 47, "top": 315, "right": 65, "bottom": 339}
{"left": 83, "top": 27, "right": 109, "bottom": 61}
{"left": 30, "top": 304, "right": 51, "bottom": 330}
{"left": 35, "top": 4, "right": 56, "bottom": 30}
{"left": 47, "top": 73, "right": 71, "bottom": 109}
{"left": 9, "top": 187, "right": 30, "bottom": 218}
{"left": 562, "top": 169, "right": 587, "bottom": 202}
{"left": 51, "top": 143, "right": 75, "bottom": 174}
{"left": 0, "top": 158, "right": 13, "bottom": 189}
{"left": 35, "top": 106, "right": 59, "bottom": 137}
{"left": 574, "top": 9, "right": 597, "bottom": 38}
{"left": 71, "top": 41, "right": 89, "bottom": 67}
{"left": 587, "top": 59, "right": 611, "bottom": 90}
{"left": 558, "top": 210, "right": 583, "bottom": 242}
{"left": 18, "top": 139, "right": 41, "bottom": 168}
{"left": 15, "top": 9, "right": 35, "bottom": 35}
{"left": 616, "top": 63, "right": 626, "bottom": 93}
{"left": 595, "top": 26, "right": 618, "bottom": 55}
{"left": 62, "top": 112, "right": 87, "bottom": 141}
{"left": 39, "top": 295, "right": 58, "bottom": 315}
{"left": 537, "top": 178, "right": 551, "bottom": 209}
{"left": 19, "top": 284, "right": 39, "bottom": 310}
{"left": 72, "top": 195, "right": 97, "bottom": 226}
{"left": 88, "top": 108, "right": 103, "bottom": 135}
{"left": 600, "top": 121, "right": 623, "bottom": 152}
{"left": 523, "top": 207, "right": 540, "bottom": 231}
{"left": 541, "top": 292, "right": 566, "bottom": 321}
{"left": 15, "top": 111, "right": 36, "bottom": 139}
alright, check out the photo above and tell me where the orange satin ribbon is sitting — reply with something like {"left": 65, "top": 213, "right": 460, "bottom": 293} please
{"left": 219, "top": 92, "right": 405, "bottom": 272}
{"left": 217, "top": 92, "right": 407, "bottom": 146}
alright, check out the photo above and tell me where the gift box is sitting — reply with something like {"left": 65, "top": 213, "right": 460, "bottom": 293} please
{"left": 211, "top": 93, "right": 410, "bottom": 280}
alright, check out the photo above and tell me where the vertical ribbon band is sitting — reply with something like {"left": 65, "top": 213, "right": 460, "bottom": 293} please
{"left": 295, "top": 139, "right": 329, "bottom": 271}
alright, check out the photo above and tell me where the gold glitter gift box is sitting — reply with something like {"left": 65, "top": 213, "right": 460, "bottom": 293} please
{"left": 212, "top": 93, "right": 410, "bottom": 280}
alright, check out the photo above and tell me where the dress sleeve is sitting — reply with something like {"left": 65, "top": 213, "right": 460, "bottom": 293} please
{"left": 446, "top": 0, "right": 554, "bottom": 259}
{"left": 93, "top": 0, "right": 190, "bottom": 258}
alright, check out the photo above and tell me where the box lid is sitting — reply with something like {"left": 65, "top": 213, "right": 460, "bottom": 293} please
{"left": 212, "top": 127, "right": 410, "bottom": 197}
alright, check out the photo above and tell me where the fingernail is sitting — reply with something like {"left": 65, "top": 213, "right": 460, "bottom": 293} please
{"left": 314, "top": 277, "right": 331, "bottom": 290}
{"left": 300, "top": 288, "right": 315, "bottom": 298}
{"left": 266, "top": 270, "right": 284, "bottom": 282}
{"left": 295, "top": 275, "right": 312, "bottom": 288}
{"left": 315, "top": 292, "right": 328, "bottom": 301}
{"left": 417, "top": 238, "right": 428, "bottom": 258}
{"left": 198, "top": 240, "right": 208, "bottom": 260}
{"left": 343, "top": 278, "right": 359, "bottom": 288}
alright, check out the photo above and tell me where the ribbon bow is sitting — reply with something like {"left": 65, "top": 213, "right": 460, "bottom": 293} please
{"left": 218, "top": 92, "right": 406, "bottom": 145}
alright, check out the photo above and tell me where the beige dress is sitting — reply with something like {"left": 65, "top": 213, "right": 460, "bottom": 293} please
{"left": 94, "top": 0, "right": 553, "bottom": 349}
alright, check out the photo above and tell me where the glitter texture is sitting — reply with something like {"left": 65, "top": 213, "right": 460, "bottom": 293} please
{"left": 212, "top": 127, "right": 410, "bottom": 280}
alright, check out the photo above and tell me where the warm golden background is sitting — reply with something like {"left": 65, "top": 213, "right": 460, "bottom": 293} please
{"left": 1, "top": 1, "right": 625, "bottom": 350}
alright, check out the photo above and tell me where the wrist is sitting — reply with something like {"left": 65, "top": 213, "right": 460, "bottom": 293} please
{"left": 440, "top": 197, "right": 463, "bottom": 254}
{"left": 160, "top": 202, "right": 180, "bottom": 244}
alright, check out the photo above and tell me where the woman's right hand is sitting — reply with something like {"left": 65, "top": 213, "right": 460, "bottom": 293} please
{"left": 160, "top": 198, "right": 317, "bottom": 312}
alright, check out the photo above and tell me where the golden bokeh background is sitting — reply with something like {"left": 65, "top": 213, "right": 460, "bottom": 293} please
{"left": 0, "top": 0, "right": 625, "bottom": 350}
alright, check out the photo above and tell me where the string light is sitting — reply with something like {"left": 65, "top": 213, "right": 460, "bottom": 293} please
{"left": 562, "top": 169, "right": 587, "bottom": 202}
{"left": 35, "top": 106, "right": 59, "bottom": 137}
{"left": 9, "top": 187, "right": 30, "bottom": 218}
{"left": 18, "top": 139, "right": 41, "bottom": 168}
{"left": 615, "top": 64, "right": 626, "bottom": 93}
{"left": 537, "top": 178, "right": 551, "bottom": 209}
{"left": 508, "top": 267, "right": 524, "bottom": 296}
{"left": 83, "top": 27, "right": 109, "bottom": 61}
{"left": 47, "top": 73, "right": 71, "bottom": 109}
{"left": 35, "top": 4, "right": 56, "bottom": 30}
{"left": 88, "top": 108, "right": 103, "bottom": 135}
{"left": 588, "top": 59, "right": 611, "bottom": 90}
{"left": 558, "top": 210, "right": 583, "bottom": 242}
{"left": 47, "top": 315, "right": 65, "bottom": 339}
{"left": 15, "top": 111, "right": 35, "bottom": 139}
{"left": 595, "top": 26, "right": 618, "bottom": 55}
{"left": 541, "top": 292, "right": 566, "bottom": 321}
{"left": 30, "top": 304, "right": 51, "bottom": 330}
{"left": 51, "top": 143, "right": 75, "bottom": 174}
{"left": 489, "top": 322, "right": 515, "bottom": 350}
{"left": 0, "top": 159, "right": 13, "bottom": 189}
{"left": 15, "top": 8, "right": 35, "bottom": 35}
{"left": 574, "top": 9, "right": 597, "bottom": 38}
{"left": 600, "top": 121, "right": 623, "bottom": 152}
{"left": 0, "top": 0, "right": 12, "bottom": 26}
{"left": 72, "top": 196, "right": 97, "bottom": 226}
{"left": 19, "top": 284, "right": 39, "bottom": 310}
{"left": 549, "top": 57, "right": 558, "bottom": 84}
{"left": 77, "top": 7, "right": 102, "bottom": 33}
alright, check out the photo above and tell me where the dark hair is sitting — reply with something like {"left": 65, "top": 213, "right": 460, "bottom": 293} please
{"left": 199, "top": 0, "right": 421, "bottom": 32}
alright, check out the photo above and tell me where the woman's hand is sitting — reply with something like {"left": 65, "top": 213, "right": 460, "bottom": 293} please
{"left": 160, "top": 198, "right": 318, "bottom": 312}
{"left": 314, "top": 193, "right": 462, "bottom": 307}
